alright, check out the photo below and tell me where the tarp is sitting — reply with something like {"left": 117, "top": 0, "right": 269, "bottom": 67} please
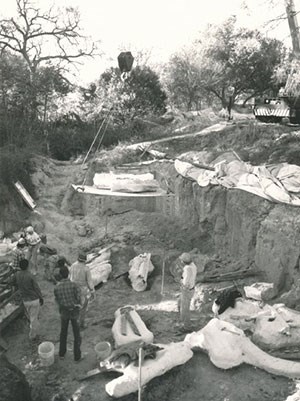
{"left": 174, "top": 154, "right": 300, "bottom": 206}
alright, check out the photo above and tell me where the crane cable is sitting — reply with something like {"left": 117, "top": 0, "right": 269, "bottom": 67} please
{"left": 95, "top": 112, "right": 111, "bottom": 154}
{"left": 80, "top": 105, "right": 114, "bottom": 186}
{"left": 80, "top": 62, "right": 132, "bottom": 187}
{"left": 81, "top": 105, "right": 114, "bottom": 167}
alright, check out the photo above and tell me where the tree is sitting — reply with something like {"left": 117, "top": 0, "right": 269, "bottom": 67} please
{"left": 0, "top": 49, "right": 74, "bottom": 150}
{"left": 244, "top": 0, "right": 300, "bottom": 57}
{"left": 0, "top": 51, "right": 31, "bottom": 146}
{"left": 0, "top": 0, "right": 98, "bottom": 140}
{"left": 198, "top": 17, "right": 285, "bottom": 106}
{"left": 162, "top": 18, "right": 284, "bottom": 111}
{"left": 93, "top": 66, "right": 167, "bottom": 124}
{"left": 0, "top": 0, "right": 97, "bottom": 77}
{"left": 163, "top": 47, "right": 206, "bottom": 111}
{"left": 127, "top": 66, "right": 167, "bottom": 116}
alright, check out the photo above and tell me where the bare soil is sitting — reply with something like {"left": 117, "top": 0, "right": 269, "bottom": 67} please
{"left": 3, "top": 117, "right": 299, "bottom": 401}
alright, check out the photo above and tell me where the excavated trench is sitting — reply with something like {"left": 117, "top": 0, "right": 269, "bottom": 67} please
{"left": 2, "top": 153, "right": 300, "bottom": 400}
{"left": 76, "top": 158, "right": 300, "bottom": 296}
{"left": 62, "top": 159, "right": 300, "bottom": 401}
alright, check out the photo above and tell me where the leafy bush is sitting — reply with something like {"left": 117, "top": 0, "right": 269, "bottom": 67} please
{"left": 48, "top": 123, "right": 95, "bottom": 160}
{"left": 48, "top": 117, "right": 155, "bottom": 160}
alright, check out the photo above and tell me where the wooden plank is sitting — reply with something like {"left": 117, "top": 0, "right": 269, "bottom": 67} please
{"left": 0, "top": 288, "right": 12, "bottom": 303}
{"left": 0, "top": 290, "right": 20, "bottom": 310}
{"left": 14, "top": 181, "right": 36, "bottom": 210}
{"left": 199, "top": 269, "right": 260, "bottom": 283}
{"left": 0, "top": 304, "right": 24, "bottom": 331}
{"left": 0, "top": 269, "right": 14, "bottom": 284}
{"left": 72, "top": 184, "right": 169, "bottom": 198}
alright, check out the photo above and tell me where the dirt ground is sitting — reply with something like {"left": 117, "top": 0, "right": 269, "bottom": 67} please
{"left": 2, "top": 118, "right": 300, "bottom": 401}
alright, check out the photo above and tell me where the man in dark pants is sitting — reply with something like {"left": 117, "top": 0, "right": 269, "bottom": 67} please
{"left": 54, "top": 265, "right": 83, "bottom": 362}
{"left": 14, "top": 259, "right": 44, "bottom": 341}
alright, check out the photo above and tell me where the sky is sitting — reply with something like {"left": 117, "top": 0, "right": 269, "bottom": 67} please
{"left": 3, "top": 0, "right": 300, "bottom": 83}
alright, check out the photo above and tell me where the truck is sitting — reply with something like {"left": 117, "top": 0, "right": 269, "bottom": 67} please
{"left": 253, "top": 95, "right": 300, "bottom": 124}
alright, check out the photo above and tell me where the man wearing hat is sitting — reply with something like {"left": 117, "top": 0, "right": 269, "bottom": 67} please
{"left": 25, "top": 226, "right": 41, "bottom": 275}
{"left": 69, "top": 252, "right": 95, "bottom": 329}
{"left": 179, "top": 252, "right": 197, "bottom": 327}
{"left": 11, "top": 238, "right": 27, "bottom": 271}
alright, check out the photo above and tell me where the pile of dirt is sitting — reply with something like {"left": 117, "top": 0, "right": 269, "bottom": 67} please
{"left": 143, "top": 120, "right": 300, "bottom": 166}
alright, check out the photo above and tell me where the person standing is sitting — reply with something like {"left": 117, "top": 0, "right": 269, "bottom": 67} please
{"left": 69, "top": 252, "right": 95, "bottom": 329}
{"left": 15, "top": 259, "right": 44, "bottom": 341}
{"left": 25, "top": 226, "right": 41, "bottom": 275}
{"left": 54, "top": 265, "right": 82, "bottom": 362}
{"left": 10, "top": 238, "right": 27, "bottom": 271}
{"left": 179, "top": 252, "right": 197, "bottom": 327}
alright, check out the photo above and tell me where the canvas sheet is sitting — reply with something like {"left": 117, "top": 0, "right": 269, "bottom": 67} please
{"left": 174, "top": 155, "right": 300, "bottom": 206}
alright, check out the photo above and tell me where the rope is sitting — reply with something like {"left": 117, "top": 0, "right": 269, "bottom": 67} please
{"left": 79, "top": 68, "right": 129, "bottom": 186}
{"left": 80, "top": 106, "right": 114, "bottom": 186}
{"left": 81, "top": 105, "right": 113, "bottom": 167}
{"left": 95, "top": 113, "right": 111, "bottom": 154}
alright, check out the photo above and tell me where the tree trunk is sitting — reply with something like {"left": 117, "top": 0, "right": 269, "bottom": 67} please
{"left": 43, "top": 93, "right": 50, "bottom": 154}
{"left": 221, "top": 87, "right": 227, "bottom": 108}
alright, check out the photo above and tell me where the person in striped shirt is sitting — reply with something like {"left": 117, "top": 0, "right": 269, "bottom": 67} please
{"left": 11, "top": 238, "right": 26, "bottom": 271}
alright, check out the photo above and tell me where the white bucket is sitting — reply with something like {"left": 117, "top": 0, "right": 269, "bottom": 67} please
{"left": 95, "top": 341, "right": 111, "bottom": 360}
{"left": 38, "top": 341, "right": 55, "bottom": 366}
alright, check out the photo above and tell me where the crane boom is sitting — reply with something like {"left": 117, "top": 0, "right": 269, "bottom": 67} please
{"left": 285, "top": 0, "right": 300, "bottom": 58}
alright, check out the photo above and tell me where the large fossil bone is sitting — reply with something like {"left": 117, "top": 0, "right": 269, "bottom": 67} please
{"left": 112, "top": 306, "right": 154, "bottom": 347}
{"left": 185, "top": 318, "right": 300, "bottom": 378}
{"left": 105, "top": 341, "right": 193, "bottom": 398}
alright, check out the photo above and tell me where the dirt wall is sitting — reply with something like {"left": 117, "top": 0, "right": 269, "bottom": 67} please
{"left": 170, "top": 172, "right": 300, "bottom": 292}
{"left": 0, "top": 193, "right": 31, "bottom": 234}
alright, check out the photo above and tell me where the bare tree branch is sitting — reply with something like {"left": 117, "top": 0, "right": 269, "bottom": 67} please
{"left": 0, "top": 0, "right": 100, "bottom": 74}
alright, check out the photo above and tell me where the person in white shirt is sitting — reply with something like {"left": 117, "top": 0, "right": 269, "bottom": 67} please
{"left": 25, "top": 226, "right": 41, "bottom": 276}
{"left": 69, "top": 252, "right": 95, "bottom": 329}
{"left": 179, "top": 252, "right": 197, "bottom": 326}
